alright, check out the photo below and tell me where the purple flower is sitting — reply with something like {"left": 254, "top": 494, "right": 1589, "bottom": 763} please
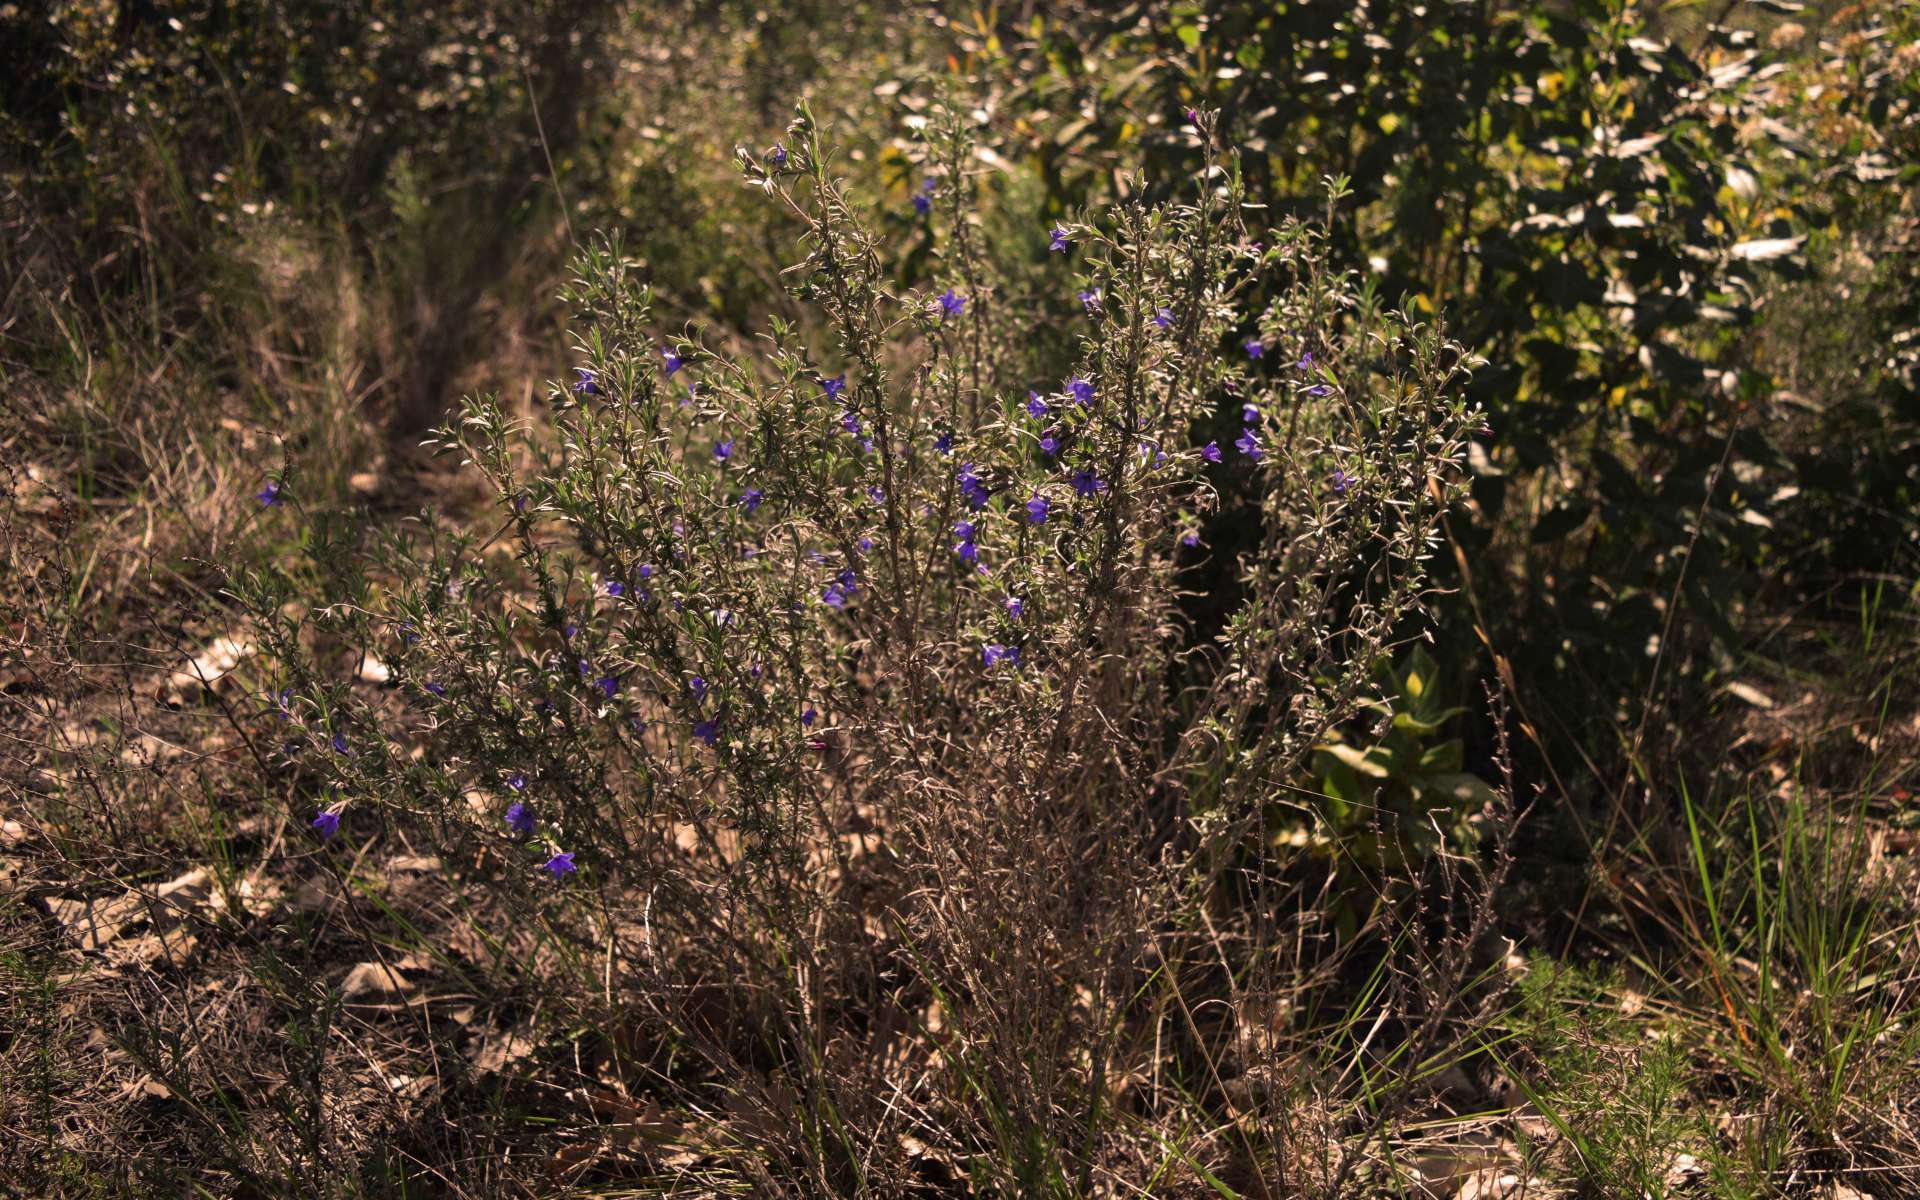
{"left": 1154, "top": 307, "right": 1174, "bottom": 330}
{"left": 1202, "top": 441, "right": 1223, "bottom": 463}
{"left": 859, "top": 536, "right": 874, "bottom": 553}
{"left": 1244, "top": 338, "right": 1265, "bottom": 359}
{"left": 257, "top": 479, "right": 283, "bottom": 507}
{"left": 274, "top": 686, "right": 293, "bottom": 717}
{"left": 821, "top": 374, "right": 847, "bottom": 401}
{"left": 506, "top": 802, "right": 534, "bottom": 834}
{"left": 912, "top": 177, "right": 935, "bottom": 215}
{"left": 1297, "top": 351, "right": 1315, "bottom": 372}
{"left": 742, "top": 487, "right": 764, "bottom": 512}
{"left": 330, "top": 731, "right": 348, "bottom": 754}
{"left": 822, "top": 583, "right": 850, "bottom": 608}
{"left": 605, "top": 580, "right": 626, "bottom": 597}
{"left": 1025, "top": 391, "right": 1048, "bottom": 419}
{"left": 1049, "top": 225, "right": 1070, "bottom": 252}
{"left": 841, "top": 410, "right": 862, "bottom": 436}
{"left": 693, "top": 718, "right": 720, "bottom": 747}
{"left": 982, "top": 643, "right": 1021, "bottom": 667}
{"left": 1070, "top": 468, "right": 1106, "bottom": 498}
{"left": 424, "top": 681, "right": 446, "bottom": 697}
{"left": 1181, "top": 531, "right": 1200, "bottom": 547}
{"left": 689, "top": 676, "right": 708, "bottom": 701}
{"left": 714, "top": 439, "right": 735, "bottom": 460}
{"left": 1236, "top": 428, "right": 1264, "bottom": 462}
{"left": 867, "top": 485, "right": 886, "bottom": 505}
{"left": 1077, "top": 288, "right": 1102, "bottom": 313}
{"left": 1242, "top": 403, "right": 1261, "bottom": 424}
{"left": 1039, "top": 433, "right": 1061, "bottom": 456}
{"left": 957, "top": 463, "right": 990, "bottom": 509}
{"left": 1305, "top": 383, "right": 1330, "bottom": 396}
{"left": 801, "top": 707, "right": 817, "bottom": 727}
{"left": 572, "top": 367, "right": 600, "bottom": 395}
{"left": 595, "top": 675, "right": 620, "bottom": 699}
{"left": 1069, "top": 376, "right": 1094, "bottom": 406}
{"left": 1328, "top": 468, "right": 1354, "bottom": 495}
{"left": 1185, "top": 107, "right": 1199, "bottom": 124}
{"left": 934, "top": 431, "right": 954, "bottom": 455}
{"left": 1025, "top": 494, "right": 1051, "bottom": 524}
{"left": 1006, "top": 596, "right": 1025, "bottom": 619}
{"left": 769, "top": 143, "right": 788, "bottom": 167}
{"left": 543, "top": 851, "right": 576, "bottom": 878}
{"left": 508, "top": 772, "right": 528, "bottom": 792}
{"left": 638, "top": 564, "right": 654, "bottom": 579}
{"left": 311, "top": 810, "right": 339, "bottom": 839}
{"left": 662, "top": 347, "right": 683, "bottom": 376}
{"left": 938, "top": 288, "right": 966, "bottom": 319}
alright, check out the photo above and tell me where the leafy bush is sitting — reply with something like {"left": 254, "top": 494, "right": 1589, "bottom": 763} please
{"left": 951, "top": 0, "right": 1920, "bottom": 770}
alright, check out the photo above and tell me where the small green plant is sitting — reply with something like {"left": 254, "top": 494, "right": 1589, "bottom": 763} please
{"left": 1312, "top": 645, "right": 1501, "bottom": 873}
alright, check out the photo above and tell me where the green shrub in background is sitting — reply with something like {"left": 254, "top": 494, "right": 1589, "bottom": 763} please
{"left": 947, "top": 0, "right": 1919, "bottom": 783}
{"left": 2, "top": 0, "right": 607, "bottom": 277}
{"left": 3, "top": 0, "right": 614, "bottom": 433}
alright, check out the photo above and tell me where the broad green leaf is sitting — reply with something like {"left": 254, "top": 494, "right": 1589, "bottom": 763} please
{"left": 1424, "top": 772, "right": 1502, "bottom": 809}
{"left": 1392, "top": 706, "right": 1464, "bottom": 736}
{"left": 1322, "top": 742, "right": 1395, "bottom": 779}
{"left": 1418, "top": 738, "right": 1465, "bottom": 774}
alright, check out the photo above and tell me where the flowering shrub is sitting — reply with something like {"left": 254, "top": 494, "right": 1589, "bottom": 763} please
{"left": 234, "top": 104, "right": 1484, "bottom": 1184}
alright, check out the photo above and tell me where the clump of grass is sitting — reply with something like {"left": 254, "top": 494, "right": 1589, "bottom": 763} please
{"left": 1502, "top": 961, "right": 1707, "bottom": 1197}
